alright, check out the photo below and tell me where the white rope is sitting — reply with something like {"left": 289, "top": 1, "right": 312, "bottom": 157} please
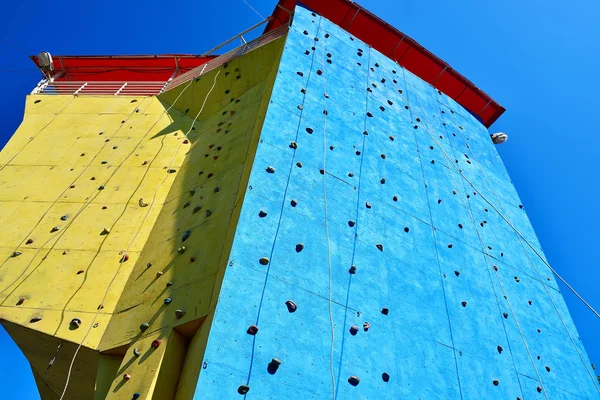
{"left": 241, "top": 0, "right": 266, "bottom": 20}
{"left": 58, "top": 71, "right": 221, "bottom": 400}
{"left": 319, "top": 20, "right": 336, "bottom": 400}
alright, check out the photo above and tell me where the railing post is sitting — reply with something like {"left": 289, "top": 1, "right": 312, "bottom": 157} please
{"left": 73, "top": 82, "right": 88, "bottom": 95}
{"left": 115, "top": 82, "right": 127, "bottom": 95}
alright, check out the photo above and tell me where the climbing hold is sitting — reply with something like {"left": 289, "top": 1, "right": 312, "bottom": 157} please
{"left": 349, "top": 265, "right": 357, "bottom": 274}
{"left": 164, "top": 298, "right": 172, "bottom": 305}
{"left": 381, "top": 154, "right": 386, "bottom": 159}
{"left": 166, "top": 281, "right": 173, "bottom": 287}
{"left": 238, "top": 385, "right": 250, "bottom": 395}
{"left": 101, "top": 227, "right": 110, "bottom": 235}
{"left": 404, "top": 227, "right": 409, "bottom": 233}
{"left": 205, "top": 209, "right": 212, "bottom": 217}
{"left": 317, "top": 70, "right": 323, "bottom": 75}
{"left": 363, "top": 322, "right": 370, "bottom": 331}
{"left": 382, "top": 372, "right": 390, "bottom": 382}
{"left": 177, "top": 247, "right": 186, "bottom": 254}
{"left": 25, "top": 239, "right": 34, "bottom": 245}
{"left": 366, "top": 112, "right": 373, "bottom": 118}
{"left": 537, "top": 386, "right": 543, "bottom": 393}
{"left": 182, "top": 230, "right": 191, "bottom": 242}
{"left": 121, "top": 254, "right": 129, "bottom": 262}
{"left": 11, "top": 251, "right": 22, "bottom": 258}
{"left": 142, "top": 160, "right": 148, "bottom": 165}
{"left": 193, "top": 206, "right": 202, "bottom": 214}
{"left": 389, "top": 135, "right": 395, "bottom": 141}
{"left": 348, "top": 172, "right": 354, "bottom": 177}
{"left": 258, "top": 210, "right": 267, "bottom": 218}
{"left": 98, "top": 185, "right": 105, "bottom": 190}
{"left": 365, "top": 202, "right": 372, "bottom": 209}
{"left": 393, "top": 196, "right": 398, "bottom": 202}
{"left": 350, "top": 326, "right": 359, "bottom": 335}
{"left": 289, "top": 141, "right": 298, "bottom": 149}
{"left": 70, "top": 318, "right": 82, "bottom": 329}
{"left": 319, "top": 169, "right": 325, "bottom": 175}
{"left": 296, "top": 162, "right": 303, "bottom": 168}
{"left": 285, "top": 300, "right": 297, "bottom": 313}
{"left": 376, "top": 244, "right": 383, "bottom": 252}
{"left": 183, "top": 202, "right": 191, "bottom": 209}
{"left": 461, "top": 301, "right": 467, "bottom": 307}
{"left": 348, "top": 220, "right": 356, "bottom": 227}
{"left": 493, "top": 266, "right": 498, "bottom": 271}
{"left": 267, "top": 358, "right": 281, "bottom": 374}
{"left": 348, "top": 376, "right": 360, "bottom": 386}
{"left": 458, "top": 223, "right": 463, "bottom": 229}
{"left": 259, "top": 257, "right": 270, "bottom": 265}
{"left": 295, "top": 244, "right": 304, "bottom": 253}
{"left": 266, "top": 166, "right": 275, "bottom": 173}
{"left": 503, "top": 312, "right": 508, "bottom": 319}
{"left": 545, "top": 366, "right": 551, "bottom": 372}
{"left": 493, "top": 379, "right": 499, "bottom": 386}
{"left": 133, "top": 348, "right": 141, "bottom": 356}
{"left": 30, "top": 317, "right": 42, "bottom": 323}
{"left": 380, "top": 178, "right": 386, "bottom": 184}
{"left": 16, "top": 298, "right": 25, "bottom": 306}
{"left": 290, "top": 199, "right": 298, "bottom": 207}
{"left": 156, "top": 271, "right": 164, "bottom": 278}
{"left": 528, "top": 300, "right": 533, "bottom": 305}
{"left": 497, "top": 345, "right": 503, "bottom": 354}
{"left": 247, "top": 325, "right": 259, "bottom": 335}
{"left": 448, "top": 244, "right": 453, "bottom": 248}
{"left": 151, "top": 339, "right": 162, "bottom": 348}
{"left": 381, "top": 308, "right": 389, "bottom": 315}
{"left": 190, "top": 257, "right": 196, "bottom": 262}
{"left": 514, "top": 277, "right": 520, "bottom": 283}
{"left": 124, "top": 373, "right": 131, "bottom": 381}
{"left": 140, "top": 323, "right": 150, "bottom": 331}
{"left": 175, "top": 309, "right": 186, "bottom": 319}
{"left": 132, "top": 393, "right": 141, "bottom": 400}
{"left": 297, "top": 105, "right": 304, "bottom": 110}
{"left": 60, "top": 215, "right": 69, "bottom": 221}
{"left": 454, "top": 271, "right": 460, "bottom": 277}
{"left": 139, "top": 198, "right": 149, "bottom": 207}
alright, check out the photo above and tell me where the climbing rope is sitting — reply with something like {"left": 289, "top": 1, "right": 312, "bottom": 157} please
{"left": 320, "top": 20, "right": 336, "bottom": 400}
{"left": 57, "top": 71, "right": 221, "bottom": 400}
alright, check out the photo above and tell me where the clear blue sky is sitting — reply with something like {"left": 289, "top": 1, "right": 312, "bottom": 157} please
{"left": 1, "top": 0, "right": 599, "bottom": 397}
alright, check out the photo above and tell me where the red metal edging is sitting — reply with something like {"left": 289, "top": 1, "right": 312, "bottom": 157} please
{"left": 265, "top": 0, "right": 505, "bottom": 127}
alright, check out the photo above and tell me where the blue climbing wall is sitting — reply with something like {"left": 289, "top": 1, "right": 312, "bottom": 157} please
{"left": 194, "top": 5, "right": 600, "bottom": 399}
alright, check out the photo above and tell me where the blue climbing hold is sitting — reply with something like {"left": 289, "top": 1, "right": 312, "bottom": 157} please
{"left": 182, "top": 230, "right": 191, "bottom": 242}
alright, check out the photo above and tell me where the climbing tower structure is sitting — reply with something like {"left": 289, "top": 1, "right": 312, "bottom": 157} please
{"left": 1, "top": 1, "right": 598, "bottom": 399}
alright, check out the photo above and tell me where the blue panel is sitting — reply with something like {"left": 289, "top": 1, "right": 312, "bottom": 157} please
{"left": 194, "top": 4, "right": 600, "bottom": 399}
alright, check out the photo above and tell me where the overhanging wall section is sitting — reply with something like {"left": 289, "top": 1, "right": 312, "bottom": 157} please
{"left": 192, "top": 5, "right": 599, "bottom": 399}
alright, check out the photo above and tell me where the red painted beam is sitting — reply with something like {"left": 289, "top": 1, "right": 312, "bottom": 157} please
{"left": 265, "top": 0, "right": 505, "bottom": 127}
{"left": 30, "top": 55, "right": 217, "bottom": 82}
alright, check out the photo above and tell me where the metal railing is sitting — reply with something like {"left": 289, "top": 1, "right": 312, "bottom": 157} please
{"left": 164, "top": 24, "right": 289, "bottom": 92}
{"left": 31, "top": 24, "right": 289, "bottom": 97}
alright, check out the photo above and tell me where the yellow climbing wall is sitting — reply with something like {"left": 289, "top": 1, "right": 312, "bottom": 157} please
{"left": 0, "top": 35, "right": 285, "bottom": 400}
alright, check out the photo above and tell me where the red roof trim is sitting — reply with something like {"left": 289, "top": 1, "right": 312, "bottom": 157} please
{"left": 265, "top": 0, "right": 505, "bottom": 127}
{"left": 31, "top": 54, "right": 217, "bottom": 82}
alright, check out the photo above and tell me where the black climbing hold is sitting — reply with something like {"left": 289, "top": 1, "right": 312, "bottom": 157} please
{"left": 306, "top": 127, "right": 313, "bottom": 134}
{"left": 365, "top": 202, "right": 372, "bottom": 209}
{"left": 285, "top": 300, "right": 297, "bottom": 313}
{"left": 267, "top": 358, "right": 281, "bottom": 374}
{"left": 448, "top": 244, "right": 453, "bottom": 248}
{"left": 348, "top": 220, "right": 356, "bottom": 227}
{"left": 317, "top": 70, "right": 322, "bottom": 75}
{"left": 381, "top": 308, "right": 389, "bottom": 315}
{"left": 349, "top": 265, "right": 357, "bottom": 274}
{"left": 259, "top": 210, "right": 267, "bottom": 218}
{"left": 493, "top": 379, "right": 499, "bottom": 386}
{"left": 296, "top": 162, "right": 303, "bottom": 168}
{"left": 454, "top": 271, "right": 460, "bottom": 277}
{"left": 30, "top": 317, "right": 42, "bottom": 323}
{"left": 389, "top": 135, "right": 395, "bottom": 141}
{"left": 266, "top": 166, "right": 275, "bottom": 173}
{"left": 320, "top": 169, "right": 325, "bottom": 175}
{"left": 290, "top": 199, "right": 298, "bottom": 207}
{"left": 350, "top": 325, "right": 359, "bottom": 335}
{"left": 363, "top": 322, "right": 370, "bottom": 331}
{"left": 503, "top": 312, "right": 508, "bottom": 319}
{"left": 404, "top": 227, "right": 409, "bottom": 233}
{"left": 140, "top": 322, "right": 150, "bottom": 331}
{"left": 11, "top": 251, "right": 22, "bottom": 258}
{"left": 380, "top": 106, "right": 385, "bottom": 112}
{"left": 238, "top": 385, "right": 250, "bottom": 395}
{"left": 297, "top": 71, "right": 304, "bottom": 77}
{"left": 458, "top": 223, "right": 463, "bottom": 229}
{"left": 164, "top": 298, "right": 172, "bottom": 305}
{"left": 545, "top": 366, "right": 551, "bottom": 372}
{"left": 290, "top": 141, "right": 298, "bottom": 149}
{"left": 497, "top": 345, "right": 503, "bottom": 354}
{"left": 259, "top": 257, "right": 270, "bottom": 266}
{"left": 295, "top": 244, "right": 304, "bottom": 253}
{"left": 393, "top": 196, "right": 398, "bottom": 202}
{"left": 376, "top": 244, "right": 383, "bottom": 252}
{"left": 348, "top": 376, "right": 360, "bottom": 386}
{"left": 366, "top": 112, "right": 373, "bottom": 117}
{"left": 382, "top": 372, "right": 390, "bottom": 382}
{"left": 461, "top": 301, "right": 467, "bottom": 307}
{"left": 247, "top": 325, "right": 259, "bottom": 335}
{"left": 348, "top": 172, "right": 354, "bottom": 177}
{"left": 537, "top": 386, "right": 543, "bottom": 393}
{"left": 193, "top": 206, "right": 202, "bottom": 214}
{"left": 380, "top": 178, "right": 386, "bottom": 184}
